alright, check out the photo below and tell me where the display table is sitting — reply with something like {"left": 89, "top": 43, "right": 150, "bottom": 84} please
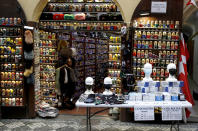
{"left": 76, "top": 100, "right": 192, "bottom": 131}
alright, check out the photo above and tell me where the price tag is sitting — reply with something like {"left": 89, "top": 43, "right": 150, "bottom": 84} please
{"left": 162, "top": 107, "right": 182, "bottom": 121}
{"left": 134, "top": 106, "right": 154, "bottom": 121}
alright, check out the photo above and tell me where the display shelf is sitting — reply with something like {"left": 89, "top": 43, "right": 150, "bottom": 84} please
{"left": 0, "top": 36, "right": 22, "bottom": 38}
{"left": 0, "top": 25, "right": 23, "bottom": 28}
{"left": 40, "top": 79, "right": 55, "bottom": 82}
{"left": 40, "top": 38, "right": 57, "bottom": 41}
{"left": 109, "top": 43, "right": 121, "bottom": 45}
{"left": 133, "top": 27, "right": 181, "bottom": 30}
{"left": 132, "top": 57, "right": 178, "bottom": 60}
{"left": 40, "top": 20, "right": 123, "bottom": 23}
{"left": 131, "top": 48, "right": 178, "bottom": 51}
{"left": 108, "top": 60, "right": 121, "bottom": 62}
{"left": 131, "top": 20, "right": 180, "bottom": 81}
{"left": 42, "top": 11, "right": 120, "bottom": 13}
{"left": 39, "top": 28, "right": 121, "bottom": 33}
{"left": 133, "top": 38, "right": 179, "bottom": 42}
{"left": 40, "top": 46, "right": 57, "bottom": 48}
{"left": 40, "top": 55, "right": 58, "bottom": 57}
{"left": 48, "top": 2, "right": 113, "bottom": 4}
{"left": 1, "top": 96, "right": 23, "bottom": 98}
{"left": 108, "top": 52, "right": 121, "bottom": 54}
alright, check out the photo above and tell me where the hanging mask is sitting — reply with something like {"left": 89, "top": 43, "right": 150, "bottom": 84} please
{"left": 169, "top": 68, "right": 177, "bottom": 76}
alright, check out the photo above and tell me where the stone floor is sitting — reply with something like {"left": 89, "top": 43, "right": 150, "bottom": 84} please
{"left": 0, "top": 115, "right": 198, "bottom": 131}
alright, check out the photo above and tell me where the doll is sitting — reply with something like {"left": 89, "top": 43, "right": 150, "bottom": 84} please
{"left": 159, "top": 32, "right": 162, "bottom": 39}
{"left": 167, "top": 42, "right": 170, "bottom": 49}
{"left": 163, "top": 20, "right": 166, "bottom": 28}
{"left": 149, "top": 41, "right": 153, "bottom": 49}
{"left": 154, "top": 31, "right": 158, "bottom": 39}
{"left": 133, "top": 20, "right": 138, "bottom": 28}
{"left": 146, "top": 31, "right": 151, "bottom": 39}
{"left": 133, "top": 49, "right": 137, "bottom": 57}
{"left": 171, "top": 32, "right": 176, "bottom": 40}
{"left": 145, "top": 50, "right": 148, "bottom": 58}
{"left": 175, "top": 21, "right": 180, "bottom": 29}
{"left": 168, "top": 32, "right": 172, "bottom": 40}
{"left": 158, "top": 41, "right": 162, "bottom": 49}
{"left": 154, "top": 41, "right": 158, "bottom": 49}
{"left": 161, "top": 69, "right": 164, "bottom": 77}
{"left": 175, "top": 42, "right": 178, "bottom": 49}
{"left": 166, "top": 20, "right": 170, "bottom": 28}
{"left": 159, "top": 20, "right": 162, "bottom": 28}
{"left": 152, "top": 68, "right": 157, "bottom": 77}
{"left": 170, "top": 21, "right": 175, "bottom": 29}
{"left": 147, "top": 20, "right": 151, "bottom": 28}
{"left": 171, "top": 42, "right": 175, "bottom": 49}
{"left": 151, "top": 20, "right": 154, "bottom": 28}
{"left": 137, "top": 50, "right": 141, "bottom": 58}
{"left": 145, "top": 41, "right": 149, "bottom": 49}
{"left": 154, "top": 20, "right": 159, "bottom": 28}
{"left": 163, "top": 31, "right": 167, "bottom": 39}
{"left": 141, "top": 50, "right": 145, "bottom": 58}
{"left": 137, "top": 41, "right": 141, "bottom": 48}
{"left": 142, "top": 41, "right": 145, "bottom": 48}
{"left": 175, "top": 32, "right": 179, "bottom": 40}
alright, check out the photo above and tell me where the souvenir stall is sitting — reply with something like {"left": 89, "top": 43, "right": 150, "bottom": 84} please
{"left": 35, "top": 0, "right": 124, "bottom": 110}
{"left": 75, "top": 1, "right": 192, "bottom": 130}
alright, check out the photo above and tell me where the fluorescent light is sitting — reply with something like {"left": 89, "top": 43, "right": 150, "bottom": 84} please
{"left": 24, "top": 26, "right": 34, "bottom": 30}
{"left": 140, "top": 12, "right": 150, "bottom": 16}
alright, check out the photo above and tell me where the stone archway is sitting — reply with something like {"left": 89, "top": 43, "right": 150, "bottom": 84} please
{"left": 17, "top": 0, "right": 141, "bottom": 24}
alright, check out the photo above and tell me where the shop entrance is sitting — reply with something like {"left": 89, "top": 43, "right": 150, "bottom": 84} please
{"left": 36, "top": 0, "right": 124, "bottom": 116}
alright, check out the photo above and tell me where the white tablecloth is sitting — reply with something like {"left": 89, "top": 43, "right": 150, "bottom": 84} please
{"left": 76, "top": 100, "right": 192, "bottom": 108}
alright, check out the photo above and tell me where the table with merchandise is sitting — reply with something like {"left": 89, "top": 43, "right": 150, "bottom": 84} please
{"left": 76, "top": 81, "right": 193, "bottom": 131}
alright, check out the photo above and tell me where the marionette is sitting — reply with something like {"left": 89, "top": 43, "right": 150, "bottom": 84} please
{"left": 146, "top": 31, "right": 151, "bottom": 39}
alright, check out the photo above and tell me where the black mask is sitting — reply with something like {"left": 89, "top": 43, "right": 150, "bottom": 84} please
{"left": 86, "top": 85, "right": 92, "bottom": 90}
{"left": 169, "top": 69, "right": 177, "bottom": 76}
{"left": 104, "top": 84, "right": 112, "bottom": 90}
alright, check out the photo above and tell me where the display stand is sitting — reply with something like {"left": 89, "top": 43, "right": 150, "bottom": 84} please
{"left": 0, "top": 23, "right": 27, "bottom": 118}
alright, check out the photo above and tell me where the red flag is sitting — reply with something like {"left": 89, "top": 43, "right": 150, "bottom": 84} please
{"left": 178, "top": 33, "right": 195, "bottom": 118}
{"left": 186, "top": 0, "right": 198, "bottom": 8}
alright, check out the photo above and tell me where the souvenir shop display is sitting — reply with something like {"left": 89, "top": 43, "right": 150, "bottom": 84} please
{"left": 131, "top": 19, "right": 180, "bottom": 81}
{"left": 0, "top": 18, "right": 24, "bottom": 107}
{"left": 38, "top": 30, "right": 58, "bottom": 106}
{"left": 128, "top": 63, "right": 185, "bottom": 102}
{"left": 108, "top": 35, "right": 122, "bottom": 93}
{"left": 38, "top": 0, "right": 123, "bottom": 106}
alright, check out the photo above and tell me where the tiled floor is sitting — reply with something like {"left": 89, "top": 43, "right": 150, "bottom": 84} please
{"left": 0, "top": 115, "right": 198, "bottom": 131}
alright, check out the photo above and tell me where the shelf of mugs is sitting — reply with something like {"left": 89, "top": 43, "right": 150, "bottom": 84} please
{"left": 132, "top": 20, "right": 180, "bottom": 29}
